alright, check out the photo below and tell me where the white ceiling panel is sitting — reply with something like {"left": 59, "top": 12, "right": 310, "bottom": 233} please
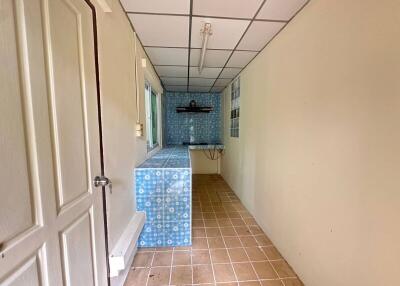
{"left": 188, "top": 86, "right": 212, "bottom": 92}
{"left": 220, "top": 67, "right": 242, "bottom": 79}
{"left": 166, "top": 85, "right": 188, "bottom": 92}
{"left": 214, "top": 78, "right": 232, "bottom": 87}
{"left": 226, "top": 51, "right": 258, "bottom": 68}
{"left": 237, "top": 21, "right": 285, "bottom": 51}
{"left": 145, "top": 48, "right": 188, "bottom": 66}
{"left": 191, "top": 17, "right": 249, "bottom": 50}
{"left": 193, "top": 0, "right": 264, "bottom": 18}
{"left": 190, "top": 49, "right": 231, "bottom": 67}
{"left": 161, "top": 77, "right": 188, "bottom": 86}
{"left": 155, "top": 66, "right": 188, "bottom": 77}
{"left": 211, "top": 86, "right": 225, "bottom": 93}
{"left": 189, "top": 78, "right": 216, "bottom": 86}
{"left": 256, "top": 0, "right": 308, "bottom": 21}
{"left": 128, "top": 14, "right": 189, "bottom": 47}
{"left": 189, "top": 67, "right": 222, "bottom": 78}
{"left": 121, "top": 0, "right": 190, "bottom": 14}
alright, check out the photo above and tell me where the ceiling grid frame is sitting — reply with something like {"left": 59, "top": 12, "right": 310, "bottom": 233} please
{"left": 120, "top": 0, "right": 311, "bottom": 93}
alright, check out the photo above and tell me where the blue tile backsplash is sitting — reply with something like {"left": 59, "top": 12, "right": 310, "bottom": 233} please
{"left": 165, "top": 92, "right": 222, "bottom": 145}
{"left": 135, "top": 147, "right": 192, "bottom": 247}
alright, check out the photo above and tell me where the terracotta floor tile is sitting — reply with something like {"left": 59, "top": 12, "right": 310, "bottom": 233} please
{"left": 243, "top": 218, "right": 258, "bottom": 225}
{"left": 173, "top": 251, "right": 191, "bottom": 266}
{"left": 281, "top": 278, "right": 303, "bottom": 286}
{"left": 124, "top": 268, "right": 149, "bottom": 286}
{"left": 193, "top": 264, "right": 215, "bottom": 284}
{"left": 249, "top": 226, "right": 264, "bottom": 235}
{"left": 193, "top": 228, "right": 206, "bottom": 238}
{"left": 235, "top": 226, "right": 252, "bottom": 236}
{"left": 254, "top": 235, "right": 272, "bottom": 246}
{"left": 220, "top": 227, "right": 237, "bottom": 237}
{"left": 208, "top": 237, "right": 226, "bottom": 249}
{"left": 171, "top": 266, "right": 192, "bottom": 285}
{"left": 203, "top": 212, "right": 216, "bottom": 219}
{"left": 228, "top": 248, "right": 249, "bottom": 262}
{"left": 218, "top": 219, "right": 233, "bottom": 227}
{"left": 213, "top": 264, "right": 236, "bottom": 283}
{"left": 239, "top": 282, "right": 262, "bottom": 286}
{"left": 227, "top": 212, "right": 241, "bottom": 218}
{"left": 240, "top": 236, "right": 258, "bottom": 247}
{"left": 193, "top": 219, "right": 205, "bottom": 228}
{"left": 192, "top": 237, "right": 208, "bottom": 249}
{"left": 155, "top": 247, "right": 173, "bottom": 252}
{"left": 263, "top": 247, "right": 283, "bottom": 260}
{"left": 152, "top": 252, "right": 172, "bottom": 267}
{"left": 270, "top": 261, "right": 296, "bottom": 278}
{"left": 132, "top": 252, "right": 153, "bottom": 268}
{"left": 211, "top": 249, "right": 231, "bottom": 263}
{"left": 252, "top": 262, "right": 278, "bottom": 279}
{"left": 232, "top": 263, "right": 258, "bottom": 281}
{"left": 206, "top": 227, "right": 222, "bottom": 237}
{"left": 204, "top": 219, "right": 219, "bottom": 227}
{"left": 192, "top": 250, "right": 211, "bottom": 265}
{"left": 260, "top": 280, "right": 284, "bottom": 286}
{"left": 132, "top": 176, "right": 301, "bottom": 286}
{"left": 245, "top": 247, "right": 267, "bottom": 261}
{"left": 231, "top": 218, "right": 246, "bottom": 226}
{"left": 224, "top": 237, "right": 242, "bottom": 248}
{"left": 147, "top": 267, "right": 171, "bottom": 286}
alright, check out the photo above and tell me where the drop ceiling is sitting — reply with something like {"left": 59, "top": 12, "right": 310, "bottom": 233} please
{"left": 121, "top": 0, "right": 309, "bottom": 93}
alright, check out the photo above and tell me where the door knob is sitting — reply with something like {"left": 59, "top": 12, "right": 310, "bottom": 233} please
{"left": 93, "top": 176, "right": 111, "bottom": 187}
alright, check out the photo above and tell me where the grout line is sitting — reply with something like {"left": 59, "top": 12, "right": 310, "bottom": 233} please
{"left": 144, "top": 252, "right": 155, "bottom": 286}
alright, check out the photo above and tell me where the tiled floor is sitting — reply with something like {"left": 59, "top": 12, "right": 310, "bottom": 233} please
{"left": 125, "top": 175, "right": 303, "bottom": 286}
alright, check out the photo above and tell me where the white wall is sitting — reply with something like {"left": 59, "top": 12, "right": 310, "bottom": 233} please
{"left": 92, "top": 0, "right": 162, "bottom": 258}
{"left": 221, "top": 0, "right": 400, "bottom": 285}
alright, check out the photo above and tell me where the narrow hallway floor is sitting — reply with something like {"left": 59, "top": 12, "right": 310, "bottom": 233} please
{"left": 125, "top": 175, "right": 302, "bottom": 286}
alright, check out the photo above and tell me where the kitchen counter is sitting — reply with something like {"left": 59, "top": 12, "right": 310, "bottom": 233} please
{"left": 135, "top": 145, "right": 223, "bottom": 247}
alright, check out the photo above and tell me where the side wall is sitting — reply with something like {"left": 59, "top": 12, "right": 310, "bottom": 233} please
{"left": 92, "top": 0, "right": 163, "bottom": 254}
{"left": 221, "top": 0, "right": 400, "bottom": 285}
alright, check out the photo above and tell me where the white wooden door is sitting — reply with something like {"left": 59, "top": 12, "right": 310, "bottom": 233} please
{"left": 0, "top": 0, "right": 108, "bottom": 285}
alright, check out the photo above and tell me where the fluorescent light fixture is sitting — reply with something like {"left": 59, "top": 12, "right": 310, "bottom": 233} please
{"left": 198, "top": 22, "right": 212, "bottom": 74}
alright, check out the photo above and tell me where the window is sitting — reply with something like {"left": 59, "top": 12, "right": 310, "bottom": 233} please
{"left": 230, "top": 77, "right": 240, "bottom": 137}
{"left": 145, "top": 82, "right": 161, "bottom": 151}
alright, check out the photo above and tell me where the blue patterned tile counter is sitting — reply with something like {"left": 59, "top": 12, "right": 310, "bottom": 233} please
{"left": 135, "top": 146, "right": 192, "bottom": 247}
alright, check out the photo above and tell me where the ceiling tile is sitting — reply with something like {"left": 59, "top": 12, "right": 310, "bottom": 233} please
{"left": 161, "top": 77, "right": 187, "bottom": 86}
{"left": 189, "top": 78, "right": 216, "bottom": 86}
{"left": 214, "top": 78, "right": 232, "bottom": 87}
{"left": 192, "top": 0, "right": 264, "bottom": 18}
{"left": 128, "top": 14, "right": 189, "bottom": 47}
{"left": 237, "top": 21, "right": 285, "bottom": 51}
{"left": 211, "top": 86, "right": 225, "bottom": 93}
{"left": 166, "top": 85, "right": 188, "bottom": 92}
{"left": 155, "top": 66, "right": 188, "bottom": 77}
{"left": 190, "top": 49, "right": 231, "bottom": 67}
{"left": 256, "top": 0, "right": 308, "bottom": 21}
{"left": 188, "top": 86, "right": 212, "bottom": 92}
{"left": 121, "top": 0, "right": 190, "bottom": 14}
{"left": 145, "top": 47, "right": 188, "bottom": 66}
{"left": 189, "top": 67, "right": 222, "bottom": 78}
{"left": 191, "top": 17, "right": 249, "bottom": 50}
{"left": 226, "top": 51, "right": 258, "bottom": 68}
{"left": 220, "top": 67, "right": 242, "bottom": 79}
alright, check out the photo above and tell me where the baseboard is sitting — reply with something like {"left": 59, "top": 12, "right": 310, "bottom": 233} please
{"left": 109, "top": 211, "right": 146, "bottom": 285}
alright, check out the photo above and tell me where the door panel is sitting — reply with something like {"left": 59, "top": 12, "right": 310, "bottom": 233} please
{"left": 61, "top": 212, "right": 94, "bottom": 286}
{"left": 0, "top": 0, "right": 107, "bottom": 285}
{"left": 2, "top": 256, "right": 41, "bottom": 286}
{"left": 48, "top": 0, "right": 91, "bottom": 208}
{"left": 0, "top": 0, "right": 36, "bottom": 244}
